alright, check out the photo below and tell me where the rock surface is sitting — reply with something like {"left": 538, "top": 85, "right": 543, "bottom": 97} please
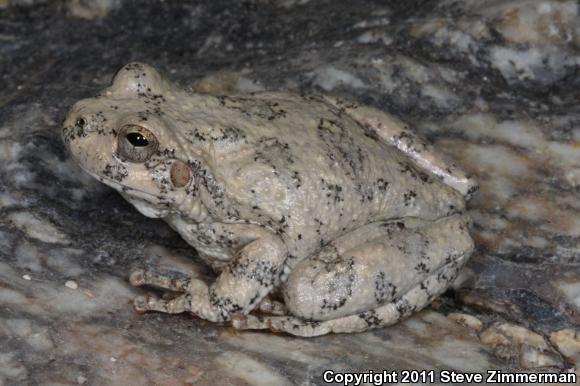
{"left": 550, "top": 328, "right": 580, "bottom": 366}
{"left": 1, "top": 0, "right": 579, "bottom": 384}
{"left": 479, "top": 321, "right": 563, "bottom": 369}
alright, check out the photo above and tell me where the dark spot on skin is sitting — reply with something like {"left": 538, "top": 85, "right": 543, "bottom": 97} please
{"left": 398, "top": 161, "right": 431, "bottom": 183}
{"left": 314, "top": 244, "right": 340, "bottom": 263}
{"left": 185, "top": 159, "right": 227, "bottom": 212}
{"left": 320, "top": 178, "right": 344, "bottom": 205}
{"left": 358, "top": 309, "right": 382, "bottom": 327}
{"left": 196, "top": 233, "right": 214, "bottom": 245}
{"left": 61, "top": 126, "right": 75, "bottom": 144}
{"left": 376, "top": 178, "right": 389, "bottom": 192}
{"left": 313, "top": 218, "right": 324, "bottom": 235}
{"left": 403, "top": 190, "right": 417, "bottom": 206}
{"left": 319, "top": 256, "right": 355, "bottom": 311}
{"left": 253, "top": 137, "right": 294, "bottom": 170}
{"left": 292, "top": 171, "right": 302, "bottom": 189}
{"left": 395, "top": 297, "right": 412, "bottom": 317}
{"left": 102, "top": 163, "right": 128, "bottom": 182}
{"left": 414, "top": 262, "right": 429, "bottom": 274}
{"left": 317, "top": 118, "right": 367, "bottom": 177}
{"left": 419, "top": 282, "right": 431, "bottom": 297}
{"left": 226, "top": 208, "right": 242, "bottom": 221}
{"left": 393, "top": 131, "right": 427, "bottom": 154}
{"left": 249, "top": 293, "right": 261, "bottom": 307}
{"left": 374, "top": 271, "right": 397, "bottom": 303}
{"left": 209, "top": 290, "right": 243, "bottom": 321}
{"left": 419, "top": 172, "right": 431, "bottom": 183}
{"left": 467, "top": 184, "right": 479, "bottom": 196}
{"left": 216, "top": 95, "right": 287, "bottom": 120}
{"left": 228, "top": 259, "right": 279, "bottom": 287}
{"left": 396, "top": 242, "right": 407, "bottom": 253}
{"left": 360, "top": 123, "right": 381, "bottom": 142}
{"left": 186, "top": 126, "right": 246, "bottom": 144}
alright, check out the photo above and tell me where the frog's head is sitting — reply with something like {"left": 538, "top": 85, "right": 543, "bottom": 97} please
{"left": 62, "top": 63, "right": 208, "bottom": 221}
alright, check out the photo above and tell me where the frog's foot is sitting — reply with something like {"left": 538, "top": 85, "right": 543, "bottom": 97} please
{"left": 129, "top": 267, "right": 193, "bottom": 292}
{"left": 232, "top": 262, "right": 462, "bottom": 337}
{"left": 129, "top": 267, "right": 193, "bottom": 315}
{"left": 134, "top": 293, "right": 190, "bottom": 314}
{"left": 129, "top": 267, "right": 214, "bottom": 319}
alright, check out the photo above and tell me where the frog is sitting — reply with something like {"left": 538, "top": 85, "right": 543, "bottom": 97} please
{"left": 62, "top": 62, "right": 477, "bottom": 337}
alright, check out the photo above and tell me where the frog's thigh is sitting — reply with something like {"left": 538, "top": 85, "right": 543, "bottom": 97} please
{"left": 235, "top": 259, "right": 464, "bottom": 337}
{"left": 283, "top": 215, "right": 474, "bottom": 322}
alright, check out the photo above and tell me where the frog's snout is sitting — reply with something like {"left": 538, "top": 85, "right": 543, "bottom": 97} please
{"left": 61, "top": 115, "right": 87, "bottom": 147}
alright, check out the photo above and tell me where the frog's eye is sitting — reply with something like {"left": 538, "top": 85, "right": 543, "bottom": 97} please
{"left": 117, "top": 125, "right": 159, "bottom": 163}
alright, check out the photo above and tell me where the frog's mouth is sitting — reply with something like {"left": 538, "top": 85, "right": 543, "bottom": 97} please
{"left": 78, "top": 164, "right": 208, "bottom": 221}
{"left": 78, "top": 165, "right": 173, "bottom": 217}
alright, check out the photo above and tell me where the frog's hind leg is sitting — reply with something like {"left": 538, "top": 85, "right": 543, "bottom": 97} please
{"left": 233, "top": 261, "right": 463, "bottom": 337}
{"left": 321, "top": 95, "right": 478, "bottom": 198}
{"left": 233, "top": 215, "right": 474, "bottom": 337}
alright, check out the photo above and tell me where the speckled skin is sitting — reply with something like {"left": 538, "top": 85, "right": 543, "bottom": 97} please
{"left": 62, "top": 63, "right": 477, "bottom": 337}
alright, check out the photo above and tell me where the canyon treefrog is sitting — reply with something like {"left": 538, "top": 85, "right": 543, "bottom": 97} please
{"left": 62, "top": 63, "right": 477, "bottom": 337}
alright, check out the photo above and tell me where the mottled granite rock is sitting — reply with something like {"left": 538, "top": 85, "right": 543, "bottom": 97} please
{"left": 1, "top": 0, "right": 579, "bottom": 384}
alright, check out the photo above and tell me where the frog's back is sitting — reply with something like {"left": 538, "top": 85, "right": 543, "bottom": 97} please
{"left": 188, "top": 92, "right": 464, "bottom": 258}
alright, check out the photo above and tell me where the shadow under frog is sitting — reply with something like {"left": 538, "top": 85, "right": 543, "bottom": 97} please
{"left": 62, "top": 62, "right": 478, "bottom": 337}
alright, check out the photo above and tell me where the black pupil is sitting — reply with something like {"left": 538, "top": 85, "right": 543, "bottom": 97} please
{"left": 126, "top": 132, "right": 149, "bottom": 147}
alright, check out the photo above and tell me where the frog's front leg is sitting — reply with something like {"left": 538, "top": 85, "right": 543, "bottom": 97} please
{"left": 130, "top": 224, "right": 287, "bottom": 322}
{"left": 130, "top": 268, "right": 286, "bottom": 316}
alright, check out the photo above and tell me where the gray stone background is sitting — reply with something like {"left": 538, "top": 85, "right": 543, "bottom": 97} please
{"left": 1, "top": 0, "right": 579, "bottom": 384}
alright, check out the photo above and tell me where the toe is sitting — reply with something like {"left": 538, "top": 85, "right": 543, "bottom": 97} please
{"left": 133, "top": 295, "right": 150, "bottom": 313}
{"left": 230, "top": 314, "right": 248, "bottom": 330}
{"left": 129, "top": 269, "right": 146, "bottom": 286}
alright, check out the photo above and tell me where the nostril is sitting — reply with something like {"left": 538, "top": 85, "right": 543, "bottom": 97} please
{"left": 75, "top": 117, "right": 86, "bottom": 128}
